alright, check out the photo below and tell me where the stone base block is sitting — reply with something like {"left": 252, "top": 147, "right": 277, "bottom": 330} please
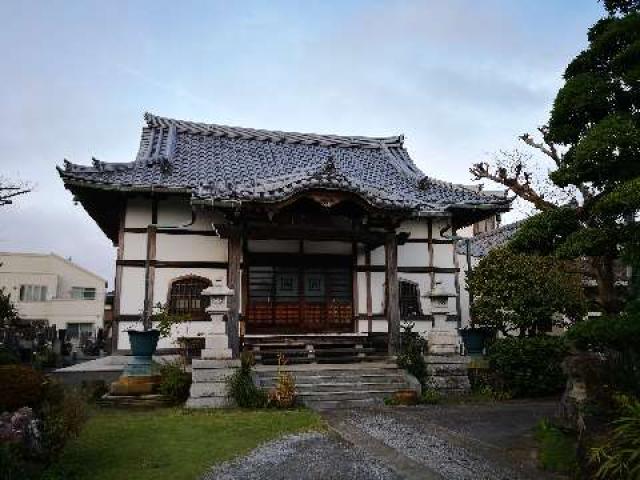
{"left": 109, "top": 375, "right": 161, "bottom": 396}
{"left": 186, "top": 396, "right": 234, "bottom": 409}
{"left": 201, "top": 348, "right": 233, "bottom": 360}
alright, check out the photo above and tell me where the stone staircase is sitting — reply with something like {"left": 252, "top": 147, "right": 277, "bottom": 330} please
{"left": 255, "top": 362, "right": 420, "bottom": 410}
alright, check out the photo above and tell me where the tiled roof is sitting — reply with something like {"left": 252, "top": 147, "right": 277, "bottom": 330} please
{"left": 58, "top": 113, "right": 509, "bottom": 213}
{"left": 456, "top": 221, "right": 523, "bottom": 257}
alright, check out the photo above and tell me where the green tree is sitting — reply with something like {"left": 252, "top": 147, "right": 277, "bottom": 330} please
{"left": 467, "top": 249, "right": 587, "bottom": 337}
{"left": 0, "top": 288, "right": 19, "bottom": 328}
{"left": 471, "top": 2, "right": 640, "bottom": 313}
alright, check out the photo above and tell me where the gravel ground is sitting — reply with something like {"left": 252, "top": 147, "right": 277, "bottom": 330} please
{"left": 346, "top": 411, "right": 521, "bottom": 480}
{"left": 202, "top": 431, "right": 402, "bottom": 480}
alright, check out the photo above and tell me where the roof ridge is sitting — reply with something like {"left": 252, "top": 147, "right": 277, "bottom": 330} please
{"left": 144, "top": 112, "right": 404, "bottom": 149}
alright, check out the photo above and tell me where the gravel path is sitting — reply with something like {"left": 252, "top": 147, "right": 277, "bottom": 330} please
{"left": 202, "top": 431, "right": 402, "bottom": 480}
{"left": 346, "top": 411, "right": 524, "bottom": 480}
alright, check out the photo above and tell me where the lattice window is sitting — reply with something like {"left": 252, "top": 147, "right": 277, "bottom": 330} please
{"left": 399, "top": 279, "right": 423, "bottom": 319}
{"left": 168, "top": 276, "right": 212, "bottom": 320}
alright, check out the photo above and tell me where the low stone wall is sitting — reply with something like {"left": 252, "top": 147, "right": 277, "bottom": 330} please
{"left": 425, "top": 355, "right": 471, "bottom": 395}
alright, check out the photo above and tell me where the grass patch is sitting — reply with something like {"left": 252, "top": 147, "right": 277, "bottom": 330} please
{"left": 44, "top": 407, "right": 323, "bottom": 480}
{"left": 535, "top": 418, "right": 578, "bottom": 475}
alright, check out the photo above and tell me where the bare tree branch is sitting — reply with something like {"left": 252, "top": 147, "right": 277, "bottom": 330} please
{"left": 470, "top": 160, "right": 557, "bottom": 212}
{"left": 0, "top": 176, "right": 32, "bottom": 206}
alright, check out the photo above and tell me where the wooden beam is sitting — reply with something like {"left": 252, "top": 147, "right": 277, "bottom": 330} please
{"left": 142, "top": 224, "right": 157, "bottom": 330}
{"left": 385, "top": 232, "right": 400, "bottom": 356}
{"left": 227, "top": 229, "right": 242, "bottom": 357}
{"left": 352, "top": 241, "right": 358, "bottom": 333}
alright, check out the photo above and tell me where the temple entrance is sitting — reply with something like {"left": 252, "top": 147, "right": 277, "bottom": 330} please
{"left": 245, "top": 253, "right": 353, "bottom": 334}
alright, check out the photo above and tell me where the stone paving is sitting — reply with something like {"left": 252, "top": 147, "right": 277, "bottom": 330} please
{"left": 203, "top": 400, "right": 559, "bottom": 480}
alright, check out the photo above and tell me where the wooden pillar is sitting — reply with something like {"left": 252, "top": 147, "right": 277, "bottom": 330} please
{"left": 142, "top": 224, "right": 157, "bottom": 330}
{"left": 365, "top": 248, "right": 373, "bottom": 333}
{"left": 385, "top": 233, "right": 400, "bottom": 356}
{"left": 112, "top": 200, "right": 126, "bottom": 352}
{"left": 227, "top": 229, "right": 242, "bottom": 358}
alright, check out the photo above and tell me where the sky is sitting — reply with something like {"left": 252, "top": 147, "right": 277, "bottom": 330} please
{"left": 0, "top": 0, "right": 605, "bottom": 287}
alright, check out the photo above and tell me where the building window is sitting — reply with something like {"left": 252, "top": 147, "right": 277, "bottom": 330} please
{"left": 19, "top": 285, "right": 47, "bottom": 302}
{"left": 66, "top": 323, "right": 95, "bottom": 339}
{"left": 399, "top": 280, "right": 423, "bottom": 319}
{"left": 168, "top": 276, "right": 212, "bottom": 320}
{"left": 71, "top": 287, "right": 96, "bottom": 300}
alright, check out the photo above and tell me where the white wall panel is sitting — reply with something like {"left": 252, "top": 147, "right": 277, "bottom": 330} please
{"left": 155, "top": 235, "right": 227, "bottom": 262}
{"left": 398, "top": 243, "right": 428, "bottom": 267}
{"left": 152, "top": 268, "right": 227, "bottom": 306}
{"left": 125, "top": 198, "right": 151, "bottom": 228}
{"left": 122, "top": 233, "right": 147, "bottom": 260}
{"left": 119, "top": 267, "right": 145, "bottom": 315}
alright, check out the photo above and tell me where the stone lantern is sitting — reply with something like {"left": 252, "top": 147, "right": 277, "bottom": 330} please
{"left": 426, "top": 281, "right": 456, "bottom": 314}
{"left": 200, "top": 278, "right": 235, "bottom": 359}
{"left": 426, "top": 280, "right": 459, "bottom": 355}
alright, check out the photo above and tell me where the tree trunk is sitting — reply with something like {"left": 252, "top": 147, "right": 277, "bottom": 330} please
{"left": 591, "top": 256, "right": 620, "bottom": 314}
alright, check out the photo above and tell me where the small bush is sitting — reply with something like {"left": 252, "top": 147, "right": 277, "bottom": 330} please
{"left": 420, "top": 389, "right": 442, "bottom": 405}
{"left": 267, "top": 354, "right": 296, "bottom": 409}
{"left": 0, "top": 365, "right": 45, "bottom": 412}
{"left": 158, "top": 360, "right": 192, "bottom": 405}
{"left": 589, "top": 396, "right": 640, "bottom": 479}
{"left": 397, "top": 322, "right": 428, "bottom": 387}
{"left": 227, "top": 352, "right": 268, "bottom": 408}
{"left": 487, "top": 336, "right": 569, "bottom": 398}
{"left": 37, "top": 383, "right": 88, "bottom": 462}
{"left": 535, "top": 418, "right": 578, "bottom": 474}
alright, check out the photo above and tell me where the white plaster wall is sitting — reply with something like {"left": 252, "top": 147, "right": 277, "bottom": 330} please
{"left": 157, "top": 196, "right": 191, "bottom": 226}
{"left": 155, "top": 235, "right": 227, "bottom": 262}
{"left": 120, "top": 267, "right": 145, "bottom": 315}
{"left": 370, "top": 246, "right": 385, "bottom": 266}
{"left": 357, "top": 272, "right": 367, "bottom": 314}
{"left": 122, "top": 233, "right": 147, "bottom": 260}
{"left": 398, "top": 243, "right": 428, "bottom": 267}
{"left": 125, "top": 197, "right": 152, "bottom": 228}
{"left": 371, "top": 271, "right": 385, "bottom": 314}
{"left": 398, "top": 219, "right": 430, "bottom": 239}
{"left": 432, "top": 244, "right": 455, "bottom": 268}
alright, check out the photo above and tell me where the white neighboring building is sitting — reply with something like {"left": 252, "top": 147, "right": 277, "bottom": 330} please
{"left": 0, "top": 252, "right": 107, "bottom": 338}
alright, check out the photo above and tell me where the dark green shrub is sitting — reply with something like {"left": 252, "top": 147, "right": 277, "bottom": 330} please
{"left": 568, "top": 313, "right": 640, "bottom": 353}
{"left": 227, "top": 352, "right": 267, "bottom": 408}
{"left": 0, "top": 366, "right": 44, "bottom": 412}
{"left": 158, "top": 360, "right": 192, "bottom": 405}
{"left": 37, "top": 383, "right": 88, "bottom": 462}
{"left": 397, "top": 323, "right": 428, "bottom": 386}
{"left": 80, "top": 380, "right": 108, "bottom": 402}
{"left": 487, "top": 336, "right": 569, "bottom": 397}
{"left": 0, "top": 347, "right": 19, "bottom": 366}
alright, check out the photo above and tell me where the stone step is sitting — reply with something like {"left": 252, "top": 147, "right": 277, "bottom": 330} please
{"left": 297, "top": 388, "right": 404, "bottom": 402}
{"left": 305, "top": 397, "right": 380, "bottom": 411}
{"left": 186, "top": 396, "right": 232, "bottom": 409}
{"left": 259, "top": 382, "right": 409, "bottom": 393}
{"left": 257, "top": 374, "right": 407, "bottom": 385}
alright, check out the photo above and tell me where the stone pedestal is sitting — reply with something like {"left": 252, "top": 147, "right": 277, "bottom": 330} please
{"left": 427, "top": 330, "right": 460, "bottom": 355}
{"left": 200, "top": 313, "right": 232, "bottom": 360}
{"left": 425, "top": 355, "right": 471, "bottom": 395}
{"left": 186, "top": 359, "right": 240, "bottom": 408}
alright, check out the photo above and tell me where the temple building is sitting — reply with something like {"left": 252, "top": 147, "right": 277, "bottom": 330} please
{"left": 58, "top": 113, "right": 509, "bottom": 358}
